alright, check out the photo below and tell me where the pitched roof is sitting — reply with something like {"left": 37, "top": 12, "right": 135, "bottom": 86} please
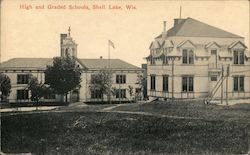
{"left": 78, "top": 59, "right": 140, "bottom": 70}
{"left": 157, "top": 17, "right": 243, "bottom": 38}
{"left": 1, "top": 58, "right": 140, "bottom": 70}
{"left": 1, "top": 58, "right": 53, "bottom": 70}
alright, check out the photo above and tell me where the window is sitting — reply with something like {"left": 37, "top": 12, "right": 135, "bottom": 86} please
{"left": 211, "top": 50, "right": 217, "bottom": 55}
{"left": 150, "top": 57, "right": 155, "bottom": 65}
{"left": 17, "top": 90, "right": 29, "bottom": 100}
{"left": 182, "top": 49, "right": 194, "bottom": 64}
{"left": 135, "top": 88, "right": 141, "bottom": 93}
{"left": 116, "top": 89, "right": 126, "bottom": 98}
{"left": 17, "top": 74, "right": 30, "bottom": 84}
{"left": 116, "top": 75, "right": 126, "bottom": 84}
{"left": 211, "top": 76, "right": 217, "bottom": 81}
{"left": 233, "top": 50, "right": 244, "bottom": 64}
{"left": 182, "top": 76, "right": 194, "bottom": 92}
{"left": 91, "top": 89, "right": 102, "bottom": 99}
{"left": 233, "top": 76, "right": 244, "bottom": 91}
{"left": 150, "top": 75, "right": 156, "bottom": 90}
{"left": 162, "top": 75, "right": 168, "bottom": 92}
{"left": 162, "top": 55, "right": 168, "bottom": 65}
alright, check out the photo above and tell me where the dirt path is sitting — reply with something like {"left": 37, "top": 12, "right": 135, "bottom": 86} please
{"left": 101, "top": 104, "right": 123, "bottom": 111}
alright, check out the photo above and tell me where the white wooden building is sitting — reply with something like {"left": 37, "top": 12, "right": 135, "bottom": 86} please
{"left": 146, "top": 17, "right": 250, "bottom": 100}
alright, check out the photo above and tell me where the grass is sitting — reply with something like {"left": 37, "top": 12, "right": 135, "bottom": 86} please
{"left": 113, "top": 101, "right": 250, "bottom": 123}
{"left": 1, "top": 110, "right": 250, "bottom": 154}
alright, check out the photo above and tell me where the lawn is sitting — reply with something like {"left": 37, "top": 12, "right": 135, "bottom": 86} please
{"left": 1, "top": 109, "right": 250, "bottom": 154}
{"left": 113, "top": 100, "right": 250, "bottom": 123}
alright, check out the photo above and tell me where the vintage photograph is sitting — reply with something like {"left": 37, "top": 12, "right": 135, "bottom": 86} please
{"left": 0, "top": 0, "right": 249, "bottom": 154}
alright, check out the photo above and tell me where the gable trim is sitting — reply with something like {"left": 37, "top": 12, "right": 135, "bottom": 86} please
{"left": 177, "top": 40, "right": 196, "bottom": 48}
{"left": 228, "top": 41, "right": 247, "bottom": 49}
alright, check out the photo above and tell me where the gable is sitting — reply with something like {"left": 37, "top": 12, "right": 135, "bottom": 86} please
{"left": 205, "top": 42, "right": 220, "bottom": 49}
{"left": 149, "top": 41, "right": 161, "bottom": 50}
{"left": 228, "top": 41, "right": 247, "bottom": 49}
{"left": 177, "top": 40, "right": 196, "bottom": 48}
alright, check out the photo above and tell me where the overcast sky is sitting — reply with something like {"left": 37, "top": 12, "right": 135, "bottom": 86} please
{"left": 1, "top": 0, "right": 249, "bottom": 67}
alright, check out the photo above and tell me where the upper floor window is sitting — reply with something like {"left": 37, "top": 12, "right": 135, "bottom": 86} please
{"left": 17, "top": 74, "right": 30, "bottom": 84}
{"left": 150, "top": 57, "right": 155, "bottom": 65}
{"left": 182, "top": 49, "right": 194, "bottom": 64}
{"left": 116, "top": 75, "right": 126, "bottom": 84}
{"left": 182, "top": 76, "right": 194, "bottom": 92}
{"left": 162, "top": 55, "right": 168, "bottom": 65}
{"left": 233, "top": 76, "right": 244, "bottom": 92}
{"left": 233, "top": 50, "right": 244, "bottom": 65}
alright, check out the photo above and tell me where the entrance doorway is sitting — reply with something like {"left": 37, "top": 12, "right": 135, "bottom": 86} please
{"left": 70, "top": 89, "right": 80, "bottom": 102}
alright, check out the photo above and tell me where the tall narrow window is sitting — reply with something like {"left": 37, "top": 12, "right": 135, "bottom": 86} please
{"left": 182, "top": 76, "right": 194, "bottom": 92}
{"left": 162, "top": 75, "right": 168, "bottom": 92}
{"left": 150, "top": 57, "right": 155, "bottom": 65}
{"left": 234, "top": 50, "right": 244, "bottom": 65}
{"left": 233, "top": 76, "right": 244, "bottom": 91}
{"left": 150, "top": 75, "right": 156, "bottom": 90}
{"left": 182, "top": 49, "right": 194, "bottom": 64}
{"left": 182, "top": 49, "right": 188, "bottom": 64}
{"left": 162, "top": 55, "right": 168, "bottom": 65}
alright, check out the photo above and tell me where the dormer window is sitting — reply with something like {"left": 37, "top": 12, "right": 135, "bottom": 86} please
{"left": 150, "top": 57, "right": 155, "bottom": 65}
{"left": 162, "top": 55, "right": 168, "bottom": 65}
{"left": 182, "top": 49, "right": 194, "bottom": 64}
{"left": 233, "top": 49, "right": 244, "bottom": 65}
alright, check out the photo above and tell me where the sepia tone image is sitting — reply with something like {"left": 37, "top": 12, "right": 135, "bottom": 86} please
{"left": 0, "top": 0, "right": 249, "bottom": 154}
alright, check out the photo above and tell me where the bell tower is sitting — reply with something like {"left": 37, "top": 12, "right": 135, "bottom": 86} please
{"left": 60, "top": 27, "right": 78, "bottom": 58}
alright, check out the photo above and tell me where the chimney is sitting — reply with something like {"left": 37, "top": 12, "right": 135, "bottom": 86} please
{"left": 162, "top": 21, "right": 168, "bottom": 38}
{"left": 174, "top": 18, "right": 185, "bottom": 27}
{"left": 163, "top": 21, "right": 166, "bottom": 32}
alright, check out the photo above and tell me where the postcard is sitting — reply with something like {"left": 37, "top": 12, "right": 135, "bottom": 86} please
{"left": 1, "top": 0, "right": 249, "bottom": 154}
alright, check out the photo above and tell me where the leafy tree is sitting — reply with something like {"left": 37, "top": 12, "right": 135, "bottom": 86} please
{"left": 0, "top": 73, "right": 11, "bottom": 101}
{"left": 127, "top": 85, "right": 134, "bottom": 102}
{"left": 27, "top": 76, "right": 45, "bottom": 103}
{"left": 89, "top": 69, "right": 112, "bottom": 102}
{"left": 45, "top": 56, "right": 82, "bottom": 103}
{"left": 136, "top": 73, "right": 147, "bottom": 100}
{"left": 111, "top": 87, "right": 118, "bottom": 97}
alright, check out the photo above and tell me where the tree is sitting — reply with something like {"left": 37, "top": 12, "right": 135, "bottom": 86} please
{"left": 45, "top": 56, "right": 82, "bottom": 103}
{"left": 127, "top": 85, "right": 134, "bottom": 102}
{"left": 27, "top": 76, "right": 45, "bottom": 103}
{"left": 89, "top": 69, "right": 112, "bottom": 102}
{"left": 0, "top": 73, "right": 11, "bottom": 102}
{"left": 136, "top": 73, "right": 147, "bottom": 100}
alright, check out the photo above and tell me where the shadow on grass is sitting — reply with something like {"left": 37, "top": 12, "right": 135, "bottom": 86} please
{"left": 1, "top": 111, "right": 249, "bottom": 154}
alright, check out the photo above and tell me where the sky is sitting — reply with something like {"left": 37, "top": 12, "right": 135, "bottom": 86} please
{"left": 1, "top": 0, "right": 249, "bottom": 67}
